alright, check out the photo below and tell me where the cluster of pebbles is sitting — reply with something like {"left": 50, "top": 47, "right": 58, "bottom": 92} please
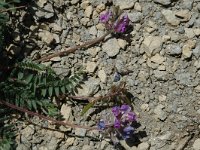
{"left": 6, "top": 0, "right": 200, "bottom": 150}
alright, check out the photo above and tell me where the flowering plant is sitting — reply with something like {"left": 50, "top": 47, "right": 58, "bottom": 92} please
{"left": 98, "top": 104, "right": 136, "bottom": 140}
{"left": 99, "top": 7, "right": 130, "bottom": 33}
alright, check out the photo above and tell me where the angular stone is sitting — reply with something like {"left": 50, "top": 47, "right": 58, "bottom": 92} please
{"left": 115, "top": 0, "right": 137, "bottom": 10}
{"left": 154, "top": 104, "right": 167, "bottom": 121}
{"left": 142, "top": 36, "right": 163, "bottom": 56}
{"left": 138, "top": 142, "right": 150, "bottom": 150}
{"left": 182, "top": 40, "right": 196, "bottom": 59}
{"left": 166, "top": 44, "right": 182, "bottom": 55}
{"left": 150, "top": 54, "right": 165, "bottom": 64}
{"left": 117, "top": 39, "right": 127, "bottom": 49}
{"left": 175, "top": 10, "right": 191, "bottom": 22}
{"left": 193, "top": 138, "right": 200, "bottom": 150}
{"left": 85, "top": 6, "right": 93, "bottom": 18}
{"left": 86, "top": 61, "right": 97, "bottom": 73}
{"left": 128, "top": 12, "right": 143, "bottom": 23}
{"left": 102, "top": 38, "right": 120, "bottom": 57}
{"left": 98, "top": 70, "right": 107, "bottom": 83}
{"left": 153, "top": 0, "right": 171, "bottom": 6}
{"left": 184, "top": 28, "right": 195, "bottom": 39}
{"left": 76, "top": 78, "right": 100, "bottom": 96}
{"left": 162, "top": 10, "right": 180, "bottom": 26}
{"left": 60, "top": 104, "right": 71, "bottom": 121}
{"left": 75, "top": 128, "right": 86, "bottom": 137}
{"left": 38, "top": 30, "right": 55, "bottom": 45}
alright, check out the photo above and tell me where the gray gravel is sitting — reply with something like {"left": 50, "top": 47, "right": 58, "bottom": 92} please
{"left": 7, "top": 0, "right": 200, "bottom": 149}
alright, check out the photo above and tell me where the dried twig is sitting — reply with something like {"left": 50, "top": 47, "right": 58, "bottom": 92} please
{"left": 35, "top": 31, "right": 111, "bottom": 62}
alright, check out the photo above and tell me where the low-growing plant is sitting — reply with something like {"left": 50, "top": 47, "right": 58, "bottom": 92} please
{"left": 0, "top": 5, "right": 137, "bottom": 149}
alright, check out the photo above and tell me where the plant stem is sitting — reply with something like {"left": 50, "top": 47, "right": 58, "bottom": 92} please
{"left": 0, "top": 6, "right": 26, "bottom": 13}
{"left": 0, "top": 99, "right": 98, "bottom": 130}
{"left": 35, "top": 31, "right": 111, "bottom": 62}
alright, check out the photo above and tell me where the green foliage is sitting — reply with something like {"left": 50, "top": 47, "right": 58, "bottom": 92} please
{"left": 0, "top": 60, "right": 84, "bottom": 148}
{"left": 0, "top": 107, "right": 16, "bottom": 150}
{"left": 1, "top": 60, "right": 84, "bottom": 115}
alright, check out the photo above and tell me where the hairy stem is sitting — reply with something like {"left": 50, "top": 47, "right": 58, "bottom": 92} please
{"left": 0, "top": 6, "right": 26, "bottom": 13}
{"left": 0, "top": 99, "right": 98, "bottom": 130}
{"left": 35, "top": 31, "right": 111, "bottom": 62}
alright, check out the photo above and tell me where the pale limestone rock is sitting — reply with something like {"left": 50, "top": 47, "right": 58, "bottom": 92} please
{"left": 102, "top": 38, "right": 120, "bottom": 57}
{"left": 142, "top": 36, "right": 163, "bottom": 56}
{"left": 117, "top": 39, "right": 127, "bottom": 49}
{"left": 193, "top": 138, "right": 200, "bottom": 150}
{"left": 184, "top": 28, "right": 195, "bottom": 39}
{"left": 162, "top": 10, "right": 180, "bottom": 26}
{"left": 38, "top": 30, "right": 54, "bottom": 45}
{"left": 175, "top": 9, "right": 191, "bottom": 22}
{"left": 85, "top": 5, "right": 93, "bottom": 18}
{"left": 86, "top": 61, "right": 97, "bottom": 73}
{"left": 150, "top": 53, "right": 165, "bottom": 64}
{"left": 60, "top": 104, "right": 71, "bottom": 121}
{"left": 115, "top": 0, "right": 137, "bottom": 10}
{"left": 159, "top": 95, "right": 167, "bottom": 102}
{"left": 98, "top": 70, "right": 107, "bottom": 83}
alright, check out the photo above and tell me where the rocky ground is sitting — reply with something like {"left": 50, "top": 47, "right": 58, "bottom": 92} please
{"left": 6, "top": 0, "right": 200, "bottom": 150}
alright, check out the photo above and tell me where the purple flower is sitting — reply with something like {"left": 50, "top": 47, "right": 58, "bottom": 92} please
{"left": 98, "top": 120, "right": 106, "bottom": 130}
{"left": 122, "top": 125, "right": 134, "bottom": 139}
{"left": 114, "top": 119, "right": 121, "bottom": 128}
{"left": 120, "top": 104, "right": 131, "bottom": 113}
{"left": 112, "top": 106, "right": 121, "bottom": 117}
{"left": 125, "top": 112, "right": 136, "bottom": 122}
{"left": 114, "top": 14, "right": 129, "bottom": 33}
{"left": 99, "top": 11, "right": 112, "bottom": 23}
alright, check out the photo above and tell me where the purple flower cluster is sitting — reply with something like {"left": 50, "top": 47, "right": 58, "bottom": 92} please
{"left": 112, "top": 105, "right": 136, "bottom": 139}
{"left": 97, "top": 104, "right": 136, "bottom": 140}
{"left": 99, "top": 11, "right": 129, "bottom": 33}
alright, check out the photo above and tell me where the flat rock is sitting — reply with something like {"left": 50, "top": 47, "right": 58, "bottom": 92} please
{"left": 115, "top": 0, "right": 137, "bottom": 10}
{"left": 86, "top": 61, "right": 97, "bottom": 73}
{"left": 117, "top": 39, "right": 127, "bottom": 49}
{"left": 142, "top": 36, "right": 163, "bottom": 56}
{"left": 166, "top": 44, "right": 182, "bottom": 55}
{"left": 98, "top": 70, "right": 107, "bottom": 83}
{"left": 37, "top": 0, "right": 47, "bottom": 7}
{"left": 76, "top": 78, "right": 100, "bottom": 96}
{"left": 193, "top": 43, "right": 200, "bottom": 58}
{"left": 60, "top": 104, "right": 71, "bottom": 121}
{"left": 175, "top": 9, "right": 191, "bottom": 22}
{"left": 182, "top": 40, "right": 196, "bottom": 59}
{"left": 175, "top": 72, "right": 192, "bottom": 86}
{"left": 153, "top": 0, "right": 171, "bottom": 6}
{"left": 89, "top": 26, "right": 97, "bottom": 36}
{"left": 85, "top": 5, "right": 93, "bottom": 18}
{"left": 193, "top": 138, "right": 200, "bottom": 150}
{"left": 138, "top": 142, "right": 150, "bottom": 150}
{"left": 153, "top": 70, "right": 167, "bottom": 81}
{"left": 128, "top": 12, "right": 143, "bottom": 23}
{"left": 154, "top": 104, "right": 167, "bottom": 121}
{"left": 75, "top": 128, "right": 87, "bottom": 137}
{"left": 102, "top": 38, "right": 120, "bottom": 57}
{"left": 162, "top": 10, "right": 180, "bottom": 26}
{"left": 150, "top": 54, "right": 165, "bottom": 64}
{"left": 184, "top": 28, "right": 195, "bottom": 39}
{"left": 38, "top": 30, "right": 55, "bottom": 45}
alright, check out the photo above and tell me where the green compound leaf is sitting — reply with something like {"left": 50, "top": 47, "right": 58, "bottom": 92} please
{"left": 48, "top": 86, "right": 53, "bottom": 97}
{"left": 54, "top": 87, "right": 59, "bottom": 97}
{"left": 17, "top": 72, "right": 23, "bottom": 80}
{"left": 41, "top": 88, "right": 47, "bottom": 97}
